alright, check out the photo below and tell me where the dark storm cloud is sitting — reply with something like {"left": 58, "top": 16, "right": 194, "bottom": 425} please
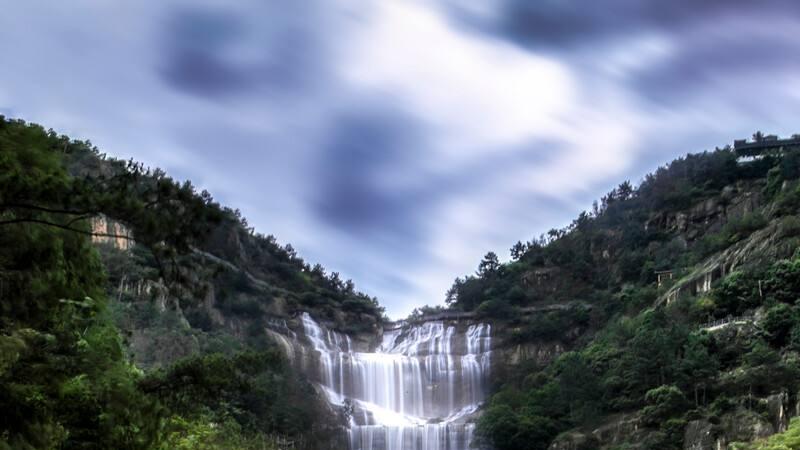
{"left": 158, "top": 4, "right": 327, "bottom": 99}
{"left": 312, "top": 107, "right": 566, "bottom": 242}
{"left": 313, "top": 109, "right": 430, "bottom": 241}
{"left": 161, "top": 49, "right": 250, "bottom": 96}
{"left": 159, "top": 7, "right": 251, "bottom": 96}
{"left": 631, "top": 27, "right": 800, "bottom": 104}
{"left": 493, "top": 0, "right": 799, "bottom": 49}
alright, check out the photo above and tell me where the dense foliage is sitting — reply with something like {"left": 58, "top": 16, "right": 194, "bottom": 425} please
{"left": 5, "top": 115, "right": 800, "bottom": 450}
{"left": 468, "top": 145, "right": 800, "bottom": 449}
{"left": 0, "top": 119, "right": 163, "bottom": 449}
{"left": 0, "top": 117, "right": 353, "bottom": 449}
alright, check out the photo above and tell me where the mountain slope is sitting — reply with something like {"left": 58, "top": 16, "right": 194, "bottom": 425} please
{"left": 0, "top": 116, "right": 381, "bottom": 449}
{"left": 4, "top": 115, "right": 800, "bottom": 450}
{"left": 445, "top": 141, "right": 800, "bottom": 449}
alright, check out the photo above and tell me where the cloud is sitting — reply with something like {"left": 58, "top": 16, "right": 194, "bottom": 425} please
{"left": 312, "top": 107, "right": 430, "bottom": 239}
{"left": 158, "top": 2, "right": 335, "bottom": 100}
{"left": 3, "top": 0, "right": 800, "bottom": 318}
{"left": 488, "top": 0, "right": 800, "bottom": 49}
{"left": 340, "top": 1, "right": 575, "bottom": 150}
{"left": 629, "top": 18, "right": 800, "bottom": 104}
{"left": 159, "top": 8, "right": 251, "bottom": 97}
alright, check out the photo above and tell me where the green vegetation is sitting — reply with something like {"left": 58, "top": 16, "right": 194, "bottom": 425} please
{"left": 732, "top": 417, "right": 800, "bottom": 449}
{"left": 0, "top": 117, "right": 359, "bottom": 449}
{"left": 465, "top": 145, "right": 800, "bottom": 449}
{"left": 476, "top": 253, "right": 800, "bottom": 450}
{"left": 4, "top": 114, "right": 800, "bottom": 450}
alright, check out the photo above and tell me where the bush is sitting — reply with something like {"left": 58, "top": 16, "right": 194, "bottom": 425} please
{"left": 777, "top": 184, "right": 800, "bottom": 215}
{"left": 712, "top": 271, "right": 759, "bottom": 317}
{"left": 763, "top": 256, "right": 800, "bottom": 304}
{"left": 477, "top": 298, "right": 515, "bottom": 319}
{"left": 641, "top": 385, "right": 687, "bottom": 426}
{"left": 474, "top": 404, "right": 557, "bottom": 450}
{"left": 744, "top": 340, "right": 780, "bottom": 367}
{"left": 505, "top": 285, "right": 527, "bottom": 306}
{"left": 761, "top": 304, "right": 797, "bottom": 347}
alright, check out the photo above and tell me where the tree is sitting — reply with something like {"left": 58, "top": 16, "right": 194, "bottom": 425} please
{"left": 445, "top": 278, "right": 462, "bottom": 306}
{"left": 474, "top": 404, "right": 556, "bottom": 450}
{"left": 617, "top": 181, "right": 634, "bottom": 201}
{"left": 712, "top": 271, "right": 758, "bottom": 316}
{"left": 477, "top": 251, "right": 501, "bottom": 277}
{"left": 510, "top": 241, "right": 527, "bottom": 261}
{"left": 679, "top": 333, "right": 718, "bottom": 406}
{"left": 555, "top": 352, "right": 600, "bottom": 423}
{"left": 0, "top": 117, "right": 224, "bottom": 286}
{"left": 761, "top": 304, "right": 797, "bottom": 347}
{"left": 763, "top": 256, "right": 800, "bottom": 304}
{"left": 445, "top": 276, "right": 485, "bottom": 310}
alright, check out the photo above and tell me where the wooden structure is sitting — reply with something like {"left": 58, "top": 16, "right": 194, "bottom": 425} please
{"left": 655, "top": 270, "right": 674, "bottom": 288}
{"left": 733, "top": 134, "right": 800, "bottom": 158}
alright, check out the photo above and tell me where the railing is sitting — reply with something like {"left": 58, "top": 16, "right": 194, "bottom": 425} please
{"left": 384, "top": 302, "right": 591, "bottom": 329}
{"left": 701, "top": 315, "right": 754, "bottom": 330}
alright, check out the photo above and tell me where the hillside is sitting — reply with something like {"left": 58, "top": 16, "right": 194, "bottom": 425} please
{"left": 0, "top": 116, "right": 383, "bottom": 449}
{"left": 3, "top": 114, "right": 800, "bottom": 450}
{"left": 441, "top": 140, "right": 800, "bottom": 449}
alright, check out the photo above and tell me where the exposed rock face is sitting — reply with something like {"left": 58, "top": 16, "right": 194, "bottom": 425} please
{"left": 547, "top": 414, "right": 644, "bottom": 450}
{"left": 549, "top": 390, "right": 793, "bottom": 450}
{"left": 128, "top": 327, "right": 199, "bottom": 368}
{"left": 661, "top": 215, "right": 798, "bottom": 305}
{"left": 647, "top": 182, "right": 763, "bottom": 242}
{"left": 590, "top": 414, "right": 642, "bottom": 446}
{"left": 501, "top": 341, "right": 565, "bottom": 366}
{"left": 116, "top": 278, "right": 170, "bottom": 309}
{"left": 90, "top": 214, "right": 133, "bottom": 250}
{"left": 547, "top": 431, "right": 596, "bottom": 450}
{"left": 520, "top": 266, "right": 588, "bottom": 302}
{"left": 684, "top": 420, "right": 716, "bottom": 450}
{"left": 767, "top": 391, "right": 790, "bottom": 433}
{"left": 718, "top": 408, "right": 774, "bottom": 447}
{"left": 682, "top": 399, "right": 790, "bottom": 450}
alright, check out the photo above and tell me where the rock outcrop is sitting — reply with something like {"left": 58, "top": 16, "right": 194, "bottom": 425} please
{"left": 90, "top": 214, "right": 133, "bottom": 250}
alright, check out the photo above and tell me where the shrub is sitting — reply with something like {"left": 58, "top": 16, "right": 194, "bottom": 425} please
{"left": 763, "top": 256, "right": 800, "bottom": 304}
{"left": 761, "top": 304, "right": 797, "bottom": 347}
{"left": 712, "top": 271, "right": 759, "bottom": 317}
{"left": 477, "top": 298, "right": 515, "bottom": 319}
{"left": 641, "top": 385, "right": 687, "bottom": 426}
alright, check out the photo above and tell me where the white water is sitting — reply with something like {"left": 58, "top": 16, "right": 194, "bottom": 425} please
{"left": 293, "top": 313, "right": 492, "bottom": 450}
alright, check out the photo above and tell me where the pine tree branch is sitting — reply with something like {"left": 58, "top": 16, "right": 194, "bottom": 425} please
{"left": 0, "top": 218, "right": 133, "bottom": 240}
{"left": 0, "top": 203, "right": 99, "bottom": 216}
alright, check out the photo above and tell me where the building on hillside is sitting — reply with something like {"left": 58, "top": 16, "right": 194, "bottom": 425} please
{"left": 733, "top": 133, "right": 800, "bottom": 158}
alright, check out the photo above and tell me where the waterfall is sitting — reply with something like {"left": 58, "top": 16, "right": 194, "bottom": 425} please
{"left": 287, "top": 312, "right": 491, "bottom": 450}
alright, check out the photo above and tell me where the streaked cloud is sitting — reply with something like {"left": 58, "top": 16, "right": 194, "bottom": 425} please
{"left": 2, "top": 0, "right": 799, "bottom": 317}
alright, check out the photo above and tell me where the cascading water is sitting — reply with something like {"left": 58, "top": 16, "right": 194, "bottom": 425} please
{"left": 285, "top": 312, "right": 491, "bottom": 450}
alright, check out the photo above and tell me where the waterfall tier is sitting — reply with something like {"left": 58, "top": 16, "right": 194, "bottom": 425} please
{"left": 281, "top": 313, "right": 492, "bottom": 450}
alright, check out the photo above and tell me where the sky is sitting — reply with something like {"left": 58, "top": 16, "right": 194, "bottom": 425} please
{"left": 3, "top": 1, "right": 800, "bottom": 318}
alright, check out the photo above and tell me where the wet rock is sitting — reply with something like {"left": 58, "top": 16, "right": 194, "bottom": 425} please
{"left": 684, "top": 420, "right": 715, "bottom": 450}
{"left": 766, "top": 391, "right": 789, "bottom": 433}
{"left": 548, "top": 431, "right": 596, "bottom": 450}
{"left": 591, "top": 414, "right": 641, "bottom": 446}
